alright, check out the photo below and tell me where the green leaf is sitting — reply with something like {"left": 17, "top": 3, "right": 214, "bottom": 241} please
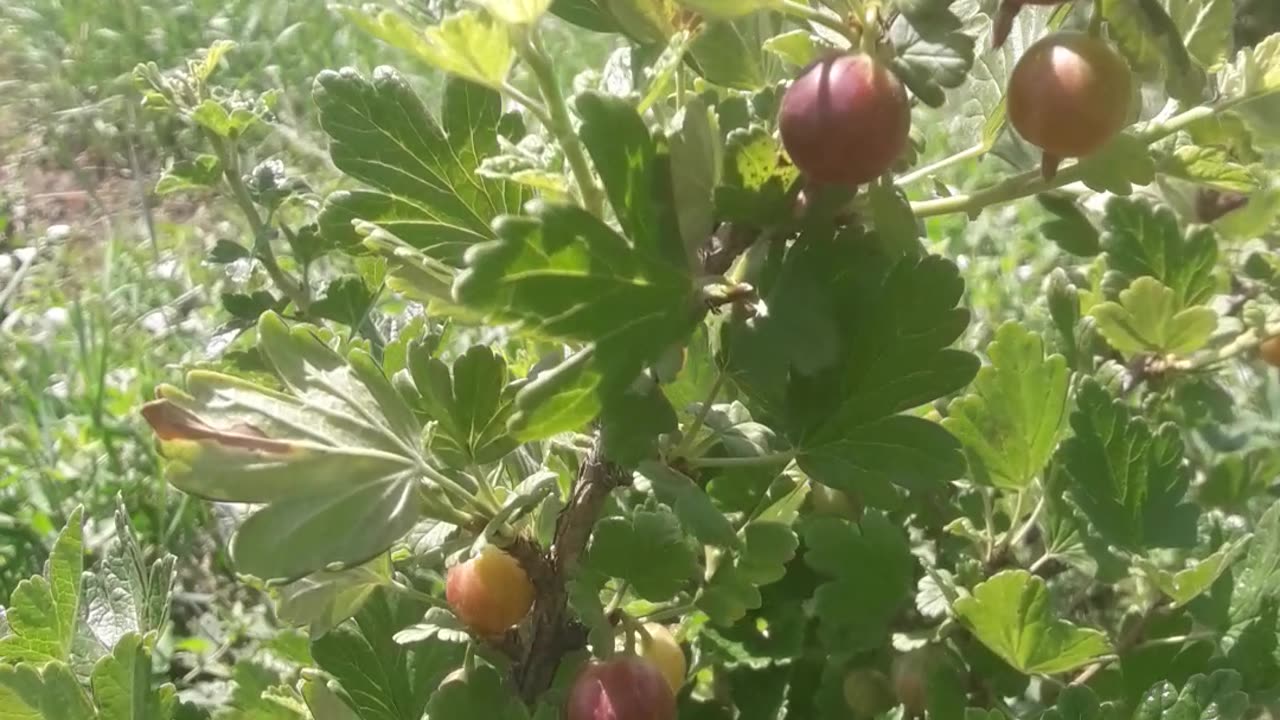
{"left": 225, "top": 661, "right": 300, "bottom": 720}
{"left": 344, "top": 8, "right": 513, "bottom": 88}
{"left": 196, "top": 39, "right": 236, "bottom": 82}
{"left": 954, "top": 569, "right": 1112, "bottom": 674}
{"left": 867, "top": 182, "right": 920, "bottom": 258}
{"left": 888, "top": 16, "right": 975, "bottom": 108}
{"left": 82, "top": 498, "right": 177, "bottom": 654}
{"left": 587, "top": 509, "right": 697, "bottom": 601}
{"left": 410, "top": 344, "right": 518, "bottom": 467}
{"left": 1057, "top": 378, "right": 1199, "bottom": 551}
{"left": 392, "top": 607, "right": 470, "bottom": 645}
{"left": 312, "top": 276, "right": 377, "bottom": 329}
{"left": 1133, "top": 671, "right": 1249, "bottom": 720}
{"left": 1037, "top": 194, "right": 1100, "bottom": 257}
{"left": 1170, "top": 0, "right": 1233, "bottom": 70}
{"left": 762, "top": 30, "right": 824, "bottom": 67}
{"left": 698, "top": 565, "right": 761, "bottom": 626}
{"left": 892, "top": 0, "right": 963, "bottom": 41}
{"left": 575, "top": 91, "right": 689, "bottom": 271}
{"left": 728, "top": 238, "right": 977, "bottom": 498}
{"left": 1229, "top": 502, "right": 1280, "bottom": 627}
{"left": 1077, "top": 134, "right": 1156, "bottom": 196}
{"left": 426, "top": 664, "right": 529, "bottom": 720}
{"left": 155, "top": 155, "right": 222, "bottom": 195}
{"left": 191, "top": 100, "right": 234, "bottom": 137}
{"left": 1157, "top": 145, "right": 1259, "bottom": 193}
{"left": 1089, "top": 277, "right": 1218, "bottom": 357}
{"left": 483, "top": 0, "right": 553, "bottom": 23}
{"left": 141, "top": 313, "right": 423, "bottom": 580}
{"left": 1101, "top": 0, "right": 1205, "bottom": 102}
{"left": 91, "top": 633, "right": 178, "bottom": 720}
{"left": 639, "top": 462, "right": 741, "bottom": 548}
{"left": 311, "top": 589, "right": 463, "bottom": 720}
{"left": 943, "top": 322, "right": 1069, "bottom": 490}
{"left": 1041, "top": 686, "right": 1119, "bottom": 720}
{"left": 676, "top": 0, "right": 777, "bottom": 19}
{"left": 454, "top": 95, "right": 697, "bottom": 438}
{"left": 315, "top": 69, "right": 526, "bottom": 268}
{"left": 1223, "top": 600, "right": 1280, "bottom": 692}
{"left": 275, "top": 555, "right": 392, "bottom": 639}
{"left": 0, "top": 507, "right": 83, "bottom": 665}
{"left": 209, "top": 240, "right": 251, "bottom": 264}
{"left": 737, "top": 522, "right": 798, "bottom": 585}
{"left": 1100, "top": 193, "right": 1218, "bottom": 308}
{"left": 0, "top": 662, "right": 94, "bottom": 720}
{"left": 222, "top": 291, "right": 281, "bottom": 322}
{"left": 1136, "top": 536, "right": 1250, "bottom": 608}
{"left": 550, "top": 0, "right": 620, "bottom": 32}
{"left": 716, "top": 125, "right": 797, "bottom": 225}
{"left": 668, "top": 97, "right": 720, "bottom": 260}
{"left": 1221, "top": 31, "right": 1280, "bottom": 99}
{"left": 302, "top": 675, "right": 363, "bottom": 720}
{"left": 802, "top": 513, "right": 913, "bottom": 652}
{"left": 599, "top": 379, "right": 677, "bottom": 467}
{"left": 688, "top": 20, "right": 767, "bottom": 90}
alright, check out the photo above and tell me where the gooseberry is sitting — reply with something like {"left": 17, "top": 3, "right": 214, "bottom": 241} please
{"left": 638, "top": 623, "right": 686, "bottom": 693}
{"left": 1260, "top": 336, "right": 1280, "bottom": 367}
{"left": 445, "top": 545, "right": 535, "bottom": 636}
{"left": 1007, "top": 32, "right": 1133, "bottom": 178}
{"left": 566, "top": 655, "right": 676, "bottom": 720}
{"left": 778, "top": 53, "right": 911, "bottom": 187}
{"left": 843, "top": 668, "right": 894, "bottom": 718}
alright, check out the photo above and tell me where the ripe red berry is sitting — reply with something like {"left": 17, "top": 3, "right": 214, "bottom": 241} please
{"left": 445, "top": 546, "right": 534, "bottom": 636}
{"left": 566, "top": 655, "right": 677, "bottom": 720}
{"left": 1260, "top": 336, "right": 1280, "bottom": 368}
{"left": 1007, "top": 32, "right": 1132, "bottom": 179}
{"left": 778, "top": 53, "right": 911, "bottom": 187}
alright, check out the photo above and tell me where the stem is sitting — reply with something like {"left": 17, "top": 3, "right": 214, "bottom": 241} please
{"left": 780, "top": 0, "right": 860, "bottom": 47}
{"left": 638, "top": 601, "right": 696, "bottom": 624}
{"left": 1130, "top": 632, "right": 1215, "bottom": 651}
{"left": 982, "top": 489, "right": 997, "bottom": 564}
{"left": 470, "top": 463, "right": 503, "bottom": 512}
{"left": 671, "top": 371, "right": 725, "bottom": 460}
{"left": 909, "top": 99, "right": 1259, "bottom": 219}
{"left": 684, "top": 450, "right": 798, "bottom": 468}
{"left": 895, "top": 143, "right": 984, "bottom": 187}
{"left": 1069, "top": 602, "right": 1159, "bottom": 686}
{"left": 210, "top": 134, "right": 310, "bottom": 312}
{"left": 518, "top": 32, "right": 605, "bottom": 218}
{"left": 604, "top": 581, "right": 631, "bottom": 615}
{"left": 389, "top": 578, "right": 447, "bottom": 608}
{"left": 500, "top": 82, "right": 555, "bottom": 131}
{"left": 1009, "top": 492, "right": 1047, "bottom": 548}
{"left": 1029, "top": 553, "right": 1056, "bottom": 574}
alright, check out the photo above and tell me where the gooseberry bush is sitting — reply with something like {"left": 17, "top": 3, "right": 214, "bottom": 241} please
{"left": 4, "top": 0, "right": 1280, "bottom": 717}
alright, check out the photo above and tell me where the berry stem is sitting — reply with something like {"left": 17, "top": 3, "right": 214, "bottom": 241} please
{"left": 894, "top": 143, "right": 984, "bottom": 187}
{"left": 780, "top": 0, "right": 861, "bottom": 48}
{"left": 909, "top": 97, "right": 1264, "bottom": 219}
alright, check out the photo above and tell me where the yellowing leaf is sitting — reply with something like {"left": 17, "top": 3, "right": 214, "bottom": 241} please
{"left": 341, "top": 8, "right": 513, "bottom": 88}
